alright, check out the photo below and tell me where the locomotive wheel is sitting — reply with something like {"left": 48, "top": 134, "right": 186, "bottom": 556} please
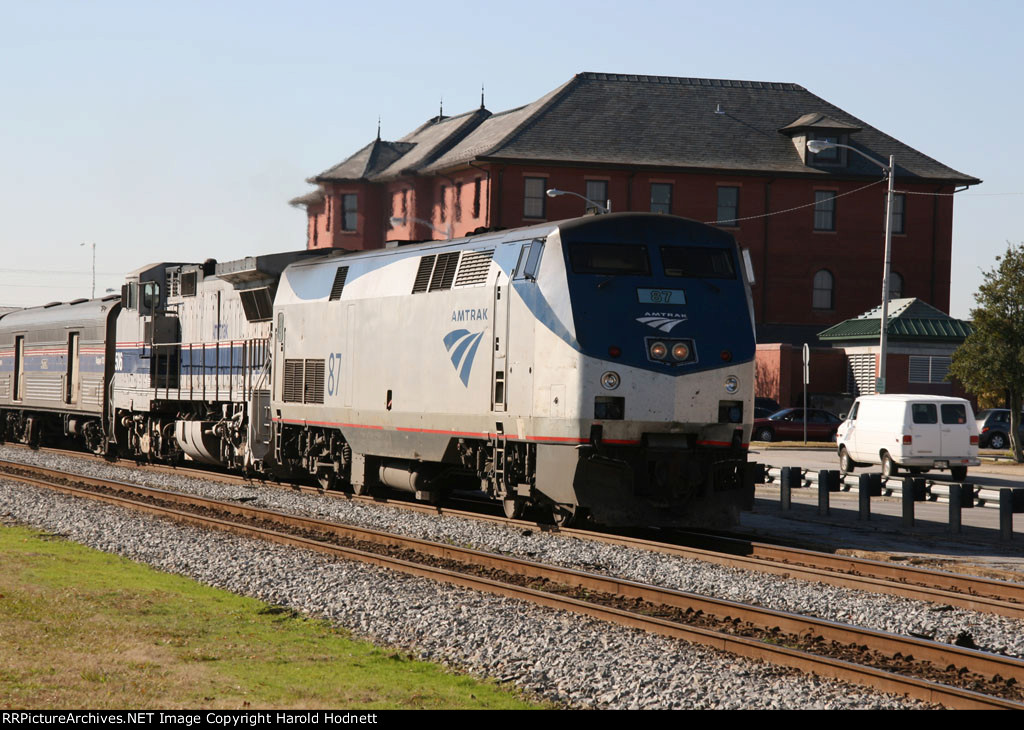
{"left": 502, "top": 497, "right": 525, "bottom": 520}
{"left": 351, "top": 480, "right": 371, "bottom": 496}
{"left": 551, "top": 503, "right": 577, "bottom": 527}
{"left": 316, "top": 468, "right": 336, "bottom": 491}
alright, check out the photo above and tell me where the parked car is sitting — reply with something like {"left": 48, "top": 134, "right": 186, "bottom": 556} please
{"left": 837, "top": 394, "right": 979, "bottom": 481}
{"left": 974, "top": 409, "right": 1024, "bottom": 449}
{"left": 752, "top": 408, "right": 843, "bottom": 442}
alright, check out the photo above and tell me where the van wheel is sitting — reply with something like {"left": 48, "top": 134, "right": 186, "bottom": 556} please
{"left": 839, "top": 447, "right": 855, "bottom": 474}
{"left": 951, "top": 466, "right": 968, "bottom": 482}
{"left": 881, "top": 452, "right": 898, "bottom": 480}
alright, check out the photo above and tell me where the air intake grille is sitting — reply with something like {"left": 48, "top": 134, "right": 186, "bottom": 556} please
{"left": 283, "top": 360, "right": 303, "bottom": 402}
{"left": 282, "top": 359, "right": 325, "bottom": 404}
{"left": 239, "top": 288, "right": 273, "bottom": 322}
{"left": 429, "top": 252, "right": 460, "bottom": 291}
{"left": 454, "top": 250, "right": 493, "bottom": 287}
{"left": 411, "top": 256, "right": 435, "bottom": 293}
{"left": 328, "top": 266, "right": 349, "bottom": 301}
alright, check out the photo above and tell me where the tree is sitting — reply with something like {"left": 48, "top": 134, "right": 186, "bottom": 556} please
{"left": 950, "top": 243, "right": 1024, "bottom": 462}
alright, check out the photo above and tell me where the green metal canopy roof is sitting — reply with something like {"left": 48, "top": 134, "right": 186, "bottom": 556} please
{"left": 818, "top": 298, "right": 973, "bottom": 343}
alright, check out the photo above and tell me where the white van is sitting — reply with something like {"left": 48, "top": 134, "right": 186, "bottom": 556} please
{"left": 836, "top": 394, "right": 980, "bottom": 480}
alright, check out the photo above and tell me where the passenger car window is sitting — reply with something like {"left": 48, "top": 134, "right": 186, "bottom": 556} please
{"left": 941, "top": 404, "right": 967, "bottom": 424}
{"left": 912, "top": 404, "right": 938, "bottom": 424}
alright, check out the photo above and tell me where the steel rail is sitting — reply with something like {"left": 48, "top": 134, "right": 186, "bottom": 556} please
{"left": 6, "top": 449, "right": 1024, "bottom": 618}
{"left": 2, "top": 462, "right": 1023, "bottom": 709}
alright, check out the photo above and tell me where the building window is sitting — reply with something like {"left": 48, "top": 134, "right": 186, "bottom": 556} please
{"left": 909, "top": 356, "right": 952, "bottom": 384}
{"left": 325, "top": 196, "right": 331, "bottom": 232}
{"left": 717, "top": 186, "right": 739, "bottom": 225}
{"left": 342, "top": 194, "right": 358, "bottom": 231}
{"left": 812, "top": 269, "right": 834, "bottom": 310}
{"left": 586, "top": 180, "right": 608, "bottom": 211}
{"left": 889, "top": 271, "right": 903, "bottom": 299}
{"left": 440, "top": 185, "right": 448, "bottom": 223}
{"left": 473, "top": 177, "right": 481, "bottom": 218}
{"left": 650, "top": 183, "right": 672, "bottom": 214}
{"left": 454, "top": 184, "right": 462, "bottom": 223}
{"left": 402, "top": 189, "right": 408, "bottom": 217}
{"left": 814, "top": 191, "right": 836, "bottom": 231}
{"left": 890, "top": 193, "right": 905, "bottom": 234}
{"left": 523, "top": 177, "right": 546, "bottom": 218}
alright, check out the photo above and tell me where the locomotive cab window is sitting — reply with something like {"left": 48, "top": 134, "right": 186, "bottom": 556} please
{"left": 660, "top": 246, "right": 736, "bottom": 279}
{"left": 513, "top": 240, "right": 544, "bottom": 281}
{"left": 569, "top": 243, "right": 650, "bottom": 276}
{"left": 141, "top": 281, "right": 160, "bottom": 313}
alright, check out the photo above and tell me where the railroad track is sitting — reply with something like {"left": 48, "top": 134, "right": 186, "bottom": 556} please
{"left": 1, "top": 458, "right": 1023, "bottom": 709}
{"left": 6, "top": 445, "right": 1024, "bottom": 621}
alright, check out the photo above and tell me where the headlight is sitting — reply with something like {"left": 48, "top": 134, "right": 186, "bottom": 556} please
{"left": 600, "top": 371, "right": 621, "bottom": 390}
{"left": 724, "top": 376, "right": 739, "bottom": 394}
{"left": 671, "top": 342, "right": 690, "bottom": 361}
{"left": 649, "top": 341, "right": 668, "bottom": 360}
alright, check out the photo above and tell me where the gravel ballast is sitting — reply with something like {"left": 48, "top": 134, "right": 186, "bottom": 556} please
{"left": 0, "top": 478, "right": 930, "bottom": 708}
{"left": 0, "top": 445, "right": 997, "bottom": 707}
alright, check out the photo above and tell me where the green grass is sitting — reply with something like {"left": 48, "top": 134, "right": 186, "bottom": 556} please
{"left": 0, "top": 524, "right": 541, "bottom": 709}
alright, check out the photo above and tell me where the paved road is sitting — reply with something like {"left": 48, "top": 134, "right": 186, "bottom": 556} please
{"left": 750, "top": 447, "right": 1024, "bottom": 491}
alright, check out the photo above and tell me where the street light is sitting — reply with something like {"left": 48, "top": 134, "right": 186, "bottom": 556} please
{"left": 388, "top": 216, "right": 452, "bottom": 241}
{"left": 545, "top": 188, "right": 610, "bottom": 214}
{"left": 807, "top": 139, "right": 895, "bottom": 394}
{"left": 80, "top": 242, "right": 96, "bottom": 299}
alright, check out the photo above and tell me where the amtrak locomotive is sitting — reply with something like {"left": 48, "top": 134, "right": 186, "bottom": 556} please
{"left": 0, "top": 213, "right": 756, "bottom": 527}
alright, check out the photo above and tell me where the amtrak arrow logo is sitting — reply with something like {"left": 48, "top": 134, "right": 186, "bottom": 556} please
{"left": 443, "top": 329, "right": 485, "bottom": 386}
{"left": 636, "top": 314, "right": 687, "bottom": 333}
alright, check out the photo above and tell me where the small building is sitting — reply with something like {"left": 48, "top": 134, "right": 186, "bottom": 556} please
{"left": 758, "top": 298, "right": 974, "bottom": 412}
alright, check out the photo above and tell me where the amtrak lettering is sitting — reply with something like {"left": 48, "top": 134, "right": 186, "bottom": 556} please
{"left": 450, "top": 308, "right": 488, "bottom": 322}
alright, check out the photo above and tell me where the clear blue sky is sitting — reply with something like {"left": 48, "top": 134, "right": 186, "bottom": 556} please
{"left": 1, "top": 0, "right": 1020, "bottom": 318}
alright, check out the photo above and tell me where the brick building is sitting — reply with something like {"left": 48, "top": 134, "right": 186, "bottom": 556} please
{"left": 290, "top": 72, "right": 979, "bottom": 399}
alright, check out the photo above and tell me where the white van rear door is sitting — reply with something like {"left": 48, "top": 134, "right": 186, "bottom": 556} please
{"left": 940, "top": 402, "right": 971, "bottom": 457}
{"left": 909, "top": 403, "right": 940, "bottom": 456}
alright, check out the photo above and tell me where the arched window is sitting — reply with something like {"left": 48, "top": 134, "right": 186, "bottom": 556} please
{"left": 812, "top": 270, "right": 834, "bottom": 310}
{"left": 888, "top": 272, "right": 903, "bottom": 299}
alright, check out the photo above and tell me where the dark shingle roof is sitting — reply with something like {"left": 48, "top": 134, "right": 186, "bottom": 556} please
{"left": 289, "top": 189, "right": 324, "bottom": 207}
{"left": 426, "top": 72, "right": 978, "bottom": 184}
{"left": 818, "top": 298, "right": 974, "bottom": 342}
{"left": 313, "top": 139, "right": 415, "bottom": 182}
{"left": 371, "top": 108, "right": 490, "bottom": 180}
{"left": 305, "top": 72, "right": 979, "bottom": 194}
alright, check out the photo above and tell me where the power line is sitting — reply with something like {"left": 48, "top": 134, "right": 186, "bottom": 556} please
{"left": 703, "top": 178, "right": 887, "bottom": 226}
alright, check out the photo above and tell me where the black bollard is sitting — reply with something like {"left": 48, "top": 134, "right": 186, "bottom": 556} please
{"left": 1000, "top": 489, "right": 1015, "bottom": 542}
{"left": 858, "top": 473, "right": 872, "bottom": 521}
{"left": 949, "top": 481, "right": 962, "bottom": 534}
{"left": 960, "top": 483, "right": 975, "bottom": 509}
{"left": 817, "top": 471, "right": 830, "bottom": 516}
{"left": 901, "top": 477, "right": 915, "bottom": 527}
{"left": 912, "top": 477, "right": 927, "bottom": 502}
{"left": 780, "top": 466, "right": 801, "bottom": 511}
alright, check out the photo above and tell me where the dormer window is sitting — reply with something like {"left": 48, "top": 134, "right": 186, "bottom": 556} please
{"left": 779, "top": 113, "right": 861, "bottom": 168}
{"left": 808, "top": 134, "right": 842, "bottom": 164}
